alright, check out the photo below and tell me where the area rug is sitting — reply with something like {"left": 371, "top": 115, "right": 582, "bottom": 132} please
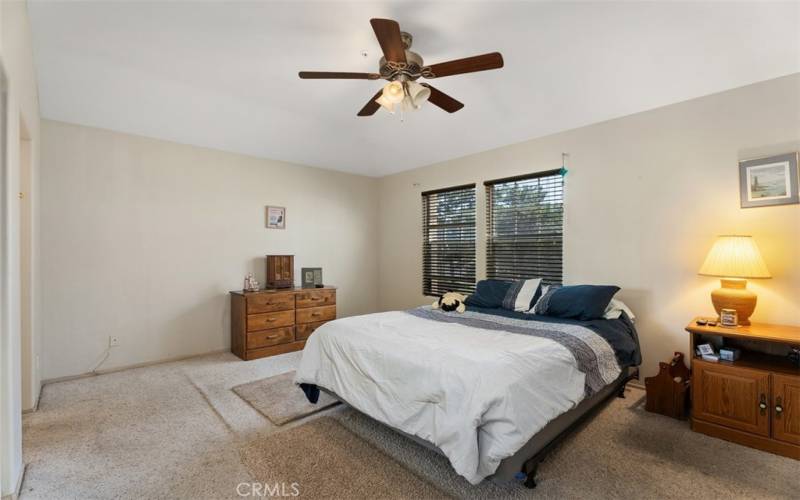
{"left": 239, "top": 416, "right": 449, "bottom": 499}
{"left": 233, "top": 370, "right": 339, "bottom": 425}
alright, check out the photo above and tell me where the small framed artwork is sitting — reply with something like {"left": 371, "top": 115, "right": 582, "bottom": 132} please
{"left": 739, "top": 153, "right": 799, "bottom": 208}
{"left": 696, "top": 343, "right": 715, "bottom": 357}
{"left": 301, "top": 267, "right": 323, "bottom": 288}
{"left": 266, "top": 206, "right": 286, "bottom": 229}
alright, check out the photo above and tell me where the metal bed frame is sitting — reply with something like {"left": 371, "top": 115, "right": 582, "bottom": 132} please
{"left": 319, "top": 365, "right": 640, "bottom": 489}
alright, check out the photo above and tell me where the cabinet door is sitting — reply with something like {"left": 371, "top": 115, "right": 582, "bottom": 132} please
{"left": 692, "top": 360, "right": 770, "bottom": 437}
{"left": 772, "top": 374, "right": 800, "bottom": 445}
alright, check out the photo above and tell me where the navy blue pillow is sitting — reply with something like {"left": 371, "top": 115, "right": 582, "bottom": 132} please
{"left": 536, "top": 285, "right": 620, "bottom": 320}
{"left": 465, "top": 279, "right": 513, "bottom": 308}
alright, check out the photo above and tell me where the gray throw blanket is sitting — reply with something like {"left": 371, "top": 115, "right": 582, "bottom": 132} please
{"left": 407, "top": 307, "right": 621, "bottom": 396}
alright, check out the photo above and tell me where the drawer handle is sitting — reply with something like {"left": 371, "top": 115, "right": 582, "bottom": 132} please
{"left": 266, "top": 318, "right": 277, "bottom": 323}
{"left": 759, "top": 394, "right": 767, "bottom": 414}
{"left": 775, "top": 397, "right": 783, "bottom": 418}
{"left": 266, "top": 334, "right": 281, "bottom": 340}
{"left": 311, "top": 312, "right": 321, "bottom": 317}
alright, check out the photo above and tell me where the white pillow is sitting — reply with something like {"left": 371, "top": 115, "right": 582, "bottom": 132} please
{"left": 525, "top": 284, "right": 551, "bottom": 314}
{"left": 603, "top": 298, "right": 636, "bottom": 320}
{"left": 506, "top": 278, "right": 542, "bottom": 312}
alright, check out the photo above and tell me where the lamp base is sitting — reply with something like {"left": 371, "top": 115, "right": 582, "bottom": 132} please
{"left": 710, "top": 278, "right": 756, "bottom": 326}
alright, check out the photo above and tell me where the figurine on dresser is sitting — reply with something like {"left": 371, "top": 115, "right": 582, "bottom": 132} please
{"left": 244, "top": 273, "right": 260, "bottom": 292}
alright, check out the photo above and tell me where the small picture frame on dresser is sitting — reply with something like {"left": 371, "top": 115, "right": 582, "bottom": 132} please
{"left": 301, "top": 267, "right": 323, "bottom": 288}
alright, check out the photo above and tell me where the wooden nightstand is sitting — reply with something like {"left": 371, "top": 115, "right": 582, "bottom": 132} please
{"left": 686, "top": 317, "right": 800, "bottom": 459}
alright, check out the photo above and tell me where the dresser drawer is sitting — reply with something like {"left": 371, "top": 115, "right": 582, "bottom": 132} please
{"left": 247, "top": 327, "right": 294, "bottom": 349}
{"left": 247, "top": 309, "right": 295, "bottom": 332}
{"left": 296, "top": 305, "right": 336, "bottom": 324}
{"left": 247, "top": 293, "right": 295, "bottom": 314}
{"left": 295, "top": 321, "right": 329, "bottom": 341}
{"left": 295, "top": 289, "right": 336, "bottom": 309}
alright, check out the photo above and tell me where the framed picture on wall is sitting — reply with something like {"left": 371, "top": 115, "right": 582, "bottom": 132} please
{"left": 739, "top": 153, "right": 799, "bottom": 208}
{"left": 266, "top": 206, "right": 286, "bottom": 229}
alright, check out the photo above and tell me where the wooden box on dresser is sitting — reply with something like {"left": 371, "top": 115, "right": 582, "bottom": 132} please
{"left": 686, "top": 318, "right": 800, "bottom": 460}
{"left": 230, "top": 286, "right": 336, "bottom": 360}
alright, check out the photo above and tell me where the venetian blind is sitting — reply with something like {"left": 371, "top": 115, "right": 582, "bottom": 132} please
{"left": 422, "top": 184, "right": 476, "bottom": 296}
{"left": 485, "top": 170, "right": 564, "bottom": 284}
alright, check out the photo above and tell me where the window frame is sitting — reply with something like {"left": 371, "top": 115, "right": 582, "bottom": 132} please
{"left": 484, "top": 169, "right": 564, "bottom": 285}
{"left": 421, "top": 183, "right": 477, "bottom": 297}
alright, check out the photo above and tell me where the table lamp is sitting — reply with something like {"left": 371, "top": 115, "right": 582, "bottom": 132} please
{"left": 698, "top": 235, "right": 771, "bottom": 325}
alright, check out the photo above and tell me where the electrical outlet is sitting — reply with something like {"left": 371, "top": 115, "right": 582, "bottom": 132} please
{"left": 108, "top": 336, "right": 120, "bottom": 348}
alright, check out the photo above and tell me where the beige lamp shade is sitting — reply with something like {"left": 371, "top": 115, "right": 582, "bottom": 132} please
{"left": 698, "top": 235, "right": 771, "bottom": 279}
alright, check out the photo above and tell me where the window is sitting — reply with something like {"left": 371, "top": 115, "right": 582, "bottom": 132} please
{"left": 485, "top": 170, "right": 564, "bottom": 284}
{"left": 422, "top": 184, "right": 476, "bottom": 296}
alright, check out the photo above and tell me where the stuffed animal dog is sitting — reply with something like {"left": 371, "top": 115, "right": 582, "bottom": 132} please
{"left": 432, "top": 292, "right": 467, "bottom": 313}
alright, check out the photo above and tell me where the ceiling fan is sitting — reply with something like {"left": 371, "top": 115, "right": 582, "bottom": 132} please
{"left": 298, "top": 18, "right": 504, "bottom": 117}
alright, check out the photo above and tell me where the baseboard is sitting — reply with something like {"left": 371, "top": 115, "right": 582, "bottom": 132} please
{"left": 1, "top": 463, "right": 27, "bottom": 500}
{"left": 41, "top": 349, "right": 230, "bottom": 386}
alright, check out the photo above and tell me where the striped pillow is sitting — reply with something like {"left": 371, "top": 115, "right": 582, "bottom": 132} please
{"left": 530, "top": 285, "right": 560, "bottom": 315}
{"left": 502, "top": 278, "right": 543, "bottom": 312}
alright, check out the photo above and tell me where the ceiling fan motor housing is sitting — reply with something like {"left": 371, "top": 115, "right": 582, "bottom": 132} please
{"left": 379, "top": 31, "right": 424, "bottom": 80}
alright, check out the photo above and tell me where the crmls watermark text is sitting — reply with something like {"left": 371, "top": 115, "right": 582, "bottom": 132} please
{"left": 236, "top": 482, "right": 300, "bottom": 497}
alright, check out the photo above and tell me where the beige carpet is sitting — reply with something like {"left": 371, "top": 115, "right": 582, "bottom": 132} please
{"left": 240, "top": 416, "right": 448, "bottom": 499}
{"left": 21, "top": 352, "right": 800, "bottom": 499}
{"left": 233, "top": 371, "right": 339, "bottom": 425}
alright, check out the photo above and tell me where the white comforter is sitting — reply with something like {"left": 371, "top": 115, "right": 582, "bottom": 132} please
{"left": 294, "top": 310, "right": 611, "bottom": 484}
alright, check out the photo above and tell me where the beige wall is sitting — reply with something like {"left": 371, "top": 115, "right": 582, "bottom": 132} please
{"left": 377, "top": 74, "right": 800, "bottom": 379}
{"left": 0, "top": 0, "right": 41, "bottom": 496}
{"left": 29, "top": 62, "right": 800, "bottom": 429}
{"left": 40, "top": 120, "right": 379, "bottom": 380}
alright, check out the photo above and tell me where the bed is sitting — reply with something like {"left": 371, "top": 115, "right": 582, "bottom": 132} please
{"left": 294, "top": 304, "right": 641, "bottom": 488}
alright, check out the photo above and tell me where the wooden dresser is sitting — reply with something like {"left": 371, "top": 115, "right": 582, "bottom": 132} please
{"left": 686, "top": 318, "right": 800, "bottom": 459}
{"left": 230, "top": 286, "right": 336, "bottom": 360}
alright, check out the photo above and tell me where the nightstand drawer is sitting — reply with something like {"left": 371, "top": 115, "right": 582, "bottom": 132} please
{"left": 296, "top": 305, "right": 336, "bottom": 324}
{"left": 247, "top": 327, "right": 294, "bottom": 349}
{"left": 295, "top": 321, "right": 329, "bottom": 341}
{"left": 295, "top": 290, "right": 336, "bottom": 309}
{"left": 247, "top": 310, "right": 295, "bottom": 332}
{"left": 247, "top": 293, "right": 294, "bottom": 314}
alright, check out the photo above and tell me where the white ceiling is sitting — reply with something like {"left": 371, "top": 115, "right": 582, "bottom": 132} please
{"left": 28, "top": 1, "right": 800, "bottom": 177}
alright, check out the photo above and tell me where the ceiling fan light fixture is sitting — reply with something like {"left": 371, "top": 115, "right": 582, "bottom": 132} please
{"left": 382, "top": 81, "right": 405, "bottom": 104}
{"left": 406, "top": 81, "right": 430, "bottom": 108}
{"left": 375, "top": 94, "right": 396, "bottom": 113}
{"left": 401, "top": 95, "right": 416, "bottom": 112}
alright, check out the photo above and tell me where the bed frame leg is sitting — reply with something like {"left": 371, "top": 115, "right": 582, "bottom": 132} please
{"left": 619, "top": 367, "right": 640, "bottom": 399}
{"left": 521, "top": 463, "right": 538, "bottom": 489}
{"left": 517, "top": 369, "right": 639, "bottom": 490}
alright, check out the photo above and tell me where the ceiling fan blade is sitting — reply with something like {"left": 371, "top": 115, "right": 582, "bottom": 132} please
{"left": 421, "top": 84, "right": 464, "bottom": 113}
{"left": 370, "top": 18, "right": 407, "bottom": 63}
{"left": 425, "top": 52, "right": 504, "bottom": 78}
{"left": 357, "top": 89, "right": 384, "bottom": 117}
{"left": 299, "top": 71, "right": 381, "bottom": 80}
